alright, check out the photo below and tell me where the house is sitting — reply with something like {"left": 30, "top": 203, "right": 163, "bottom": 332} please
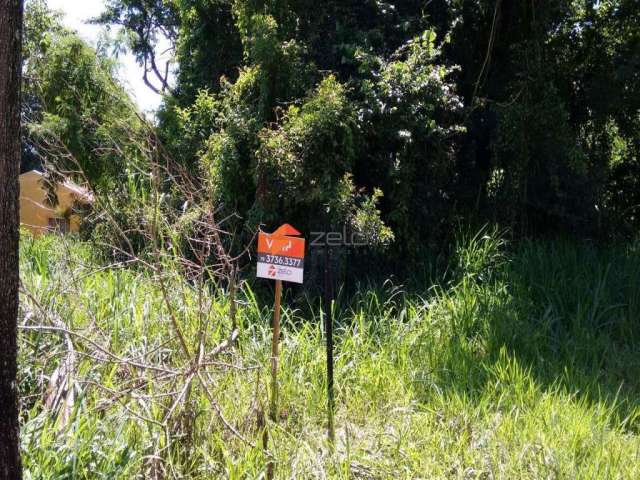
{"left": 19, "top": 170, "right": 93, "bottom": 236}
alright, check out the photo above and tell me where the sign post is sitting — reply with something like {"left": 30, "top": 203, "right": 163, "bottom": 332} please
{"left": 269, "top": 279, "right": 282, "bottom": 425}
{"left": 257, "top": 224, "right": 305, "bottom": 479}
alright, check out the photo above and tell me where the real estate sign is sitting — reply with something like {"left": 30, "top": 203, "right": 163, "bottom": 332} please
{"left": 257, "top": 224, "right": 305, "bottom": 284}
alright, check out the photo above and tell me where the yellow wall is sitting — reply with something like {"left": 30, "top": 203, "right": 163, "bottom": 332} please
{"left": 19, "top": 171, "right": 87, "bottom": 236}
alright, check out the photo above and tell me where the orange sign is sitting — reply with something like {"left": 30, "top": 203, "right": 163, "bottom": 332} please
{"left": 257, "top": 224, "right": 305, "bottom": 284}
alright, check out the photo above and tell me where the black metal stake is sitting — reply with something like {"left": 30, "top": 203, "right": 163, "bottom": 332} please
{"left": 324, "top": 241, "right": 335, "bottom": 445}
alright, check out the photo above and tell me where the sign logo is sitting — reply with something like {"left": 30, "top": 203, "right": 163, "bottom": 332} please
{"left": 257, "top": 224, "right": 305, "bottom": 284}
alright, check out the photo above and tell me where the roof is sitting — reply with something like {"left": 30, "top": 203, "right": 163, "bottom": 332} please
{"left": 20, "top": 170, "right": 94, "bottom": 203}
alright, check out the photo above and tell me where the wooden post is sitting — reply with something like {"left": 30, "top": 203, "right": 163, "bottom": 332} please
{"left": 270, "top": 279, "right": 282, "bottom": 422}
{"left": 266, "top": 279, "right": 282, "bottom": 480}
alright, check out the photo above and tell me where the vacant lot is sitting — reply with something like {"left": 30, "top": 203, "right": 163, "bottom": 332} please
{"left": 19, "top": 233, "right": 640, "bottom": 479}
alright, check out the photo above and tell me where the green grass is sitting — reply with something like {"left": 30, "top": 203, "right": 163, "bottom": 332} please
{"left": 18, "top": 231, "right": 640, "bottom": 479}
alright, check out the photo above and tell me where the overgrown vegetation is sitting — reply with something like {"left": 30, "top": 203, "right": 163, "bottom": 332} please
{"left": 24, "top": 1, "right": 640, "bottom": 262}
{"left": 14, "top": 1, "right": 640, "bottom": 477}
{"left": 94, "top": 0, "right": 640, "bottom": 251}
{"left": 19, "top": 231, "right": 640, "bottom": 478}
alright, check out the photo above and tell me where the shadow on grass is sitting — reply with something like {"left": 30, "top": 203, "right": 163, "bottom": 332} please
{"left": 405, "top": 239, "right": 640, "bottom": 430}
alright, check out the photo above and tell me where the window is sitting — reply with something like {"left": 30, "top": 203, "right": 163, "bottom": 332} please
{"left": 48, "top": 217, "right": 70, "bottom": 234}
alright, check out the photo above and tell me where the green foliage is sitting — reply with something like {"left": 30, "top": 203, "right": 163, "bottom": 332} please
{"left": 438, "top": 0, "right": 640, "bottom": 238}
{"left": 23, "top": 0, "right": 145, "bottom": 193}
{"left": 255, "top": 77, "right": 354, "bottom": 215}
{"left": 491, "top": 77, "right": 589, "bottom": 233}
{"left": 249, "top": 75, "right": 390, "bottom": 246}
{"left": 358, "top": 31, "right": 465, "bottom": 255}
{"left": 22, "top": 0, "right": 64, "bottom": 64}
{"left": 198, "top": 67, "right": 263, "bottom": 216}
{"left": 173, "top": 0, "right": 241, "bottom": 102}
{"left": 240, "top": 14, "right": 311, "bottom": 120}
{"left": 336, "top": 180, "right": 395, "bottom": 249}
{"left": 452, "top": 225, "right": 507, "bottom": 284}
{"left": 95, "top": 0, "right": 640, "bottom": 264}
{"left": 160, "top": 89, "right": 222, "bottom": 166}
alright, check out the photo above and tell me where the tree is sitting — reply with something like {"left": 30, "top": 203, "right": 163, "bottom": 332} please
{"left": 0, "top": 0, "right": 24, "bottom": 478}
{"left": 96, "top": 0, "right": 179, "bottom": 95}
{"left": 22, "top": 0, "right": 145, "bottom": 192}
{"left": 98, "top": 0, "right": 640, "bottom": 260}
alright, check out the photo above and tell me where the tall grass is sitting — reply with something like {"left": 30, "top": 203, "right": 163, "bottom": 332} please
{"left": 18, "top": 231, "right": 640, "bottom": 478}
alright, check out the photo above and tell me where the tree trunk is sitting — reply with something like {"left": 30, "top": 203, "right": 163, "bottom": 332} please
{"left": 0, "top": 0, "right": 23, "bottom": 478}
